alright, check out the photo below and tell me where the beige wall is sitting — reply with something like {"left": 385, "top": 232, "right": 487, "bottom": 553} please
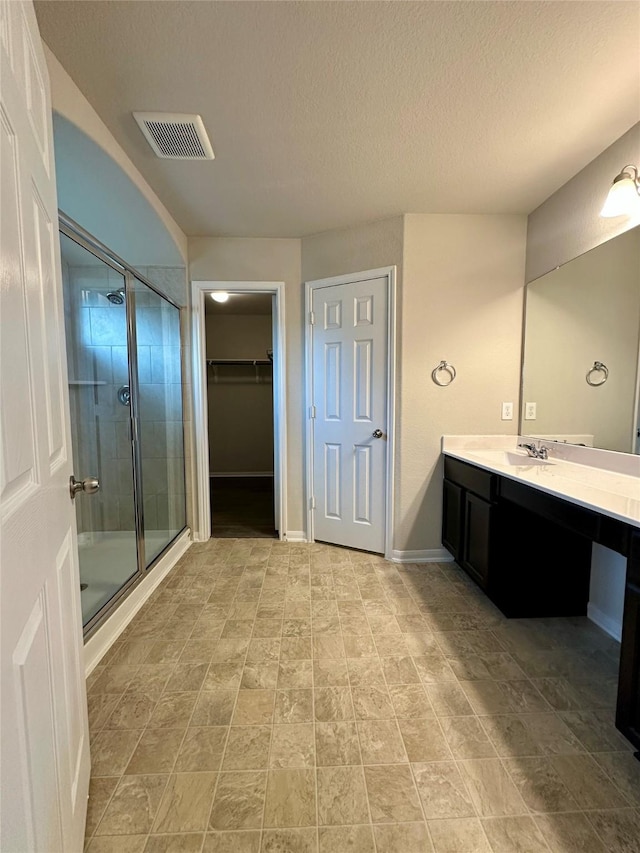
{"left": 523, "top": 228, "right": 640, "bottom": 452}
{"left": 301, "top": 217, "right": 404, "bottom": 283}
{"left": 206, "top": 315, "right": 273, "bottom": 360}
{"left": 189, "top": 237, "right": 304, "bottom": 532}
{"left": 526, "top": 122, "right": 640, "bottom": 283}
{"left": 206, "top": 315, "right": 274, "bottom": 474}
{"left": 399, "top": 215, "right": 527, "bottom": 552}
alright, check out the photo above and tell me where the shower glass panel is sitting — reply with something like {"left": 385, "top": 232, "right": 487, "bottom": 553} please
{"left": 60, "top": 232, "right": 139, "bottom": 626}
{"left": 133, "top": 277, "right": 186, "bottom": 565}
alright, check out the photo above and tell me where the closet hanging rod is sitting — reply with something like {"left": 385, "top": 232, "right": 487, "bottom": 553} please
{"left": 206, "top": 358, "right": 272, "bottom": 366}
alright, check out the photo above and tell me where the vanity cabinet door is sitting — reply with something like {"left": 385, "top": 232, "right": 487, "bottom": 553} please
{"left": 617, "top": 534, "right": 640, "bottom": 754}
{"left": 442, "top": 479, "right": 463, "bottom": 561}
{"left": 461, "top": 492, "right": 493, "bottom": 590}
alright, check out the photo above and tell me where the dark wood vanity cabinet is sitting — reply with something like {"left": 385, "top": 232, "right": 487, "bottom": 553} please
{"left": 444, "top": 457, "right": 592, "bottom": 617}
{"left": 442, "top": 454, "right": 640, "bottom": 757}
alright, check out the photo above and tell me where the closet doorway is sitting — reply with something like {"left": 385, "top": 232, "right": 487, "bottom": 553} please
{"left": 207, "top": 292, "right": 275, "bottom": 536}
{"left": 192, "top": 281, "right": 287, "bottom": 542}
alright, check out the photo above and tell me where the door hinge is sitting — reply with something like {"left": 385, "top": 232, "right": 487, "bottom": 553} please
{"left": 309, "top": 311, "right": 315, "bottom": 325}
{"left": 309, "top": 405, "right": 316, "bottom": 419}
{"left": 310, "top": 496, "right": 316, "bottom": 509}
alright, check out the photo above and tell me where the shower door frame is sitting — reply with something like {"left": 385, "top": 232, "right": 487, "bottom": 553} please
{"left": 59, "top": 212, "right": 187, "bottom": 638}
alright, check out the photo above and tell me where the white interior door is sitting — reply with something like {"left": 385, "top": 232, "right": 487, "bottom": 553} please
{"left": 311, "top": 276, "right": 388, "bottom": 552}
{"left": 1, "top": 2, "right": 90, "bottom": 851}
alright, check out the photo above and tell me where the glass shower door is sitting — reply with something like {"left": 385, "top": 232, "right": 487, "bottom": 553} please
{"left": 60, "top": 232, "right": 140, "bottom": 627}
{"left": 133, "top": 277, "right": 186, "bottom": 564}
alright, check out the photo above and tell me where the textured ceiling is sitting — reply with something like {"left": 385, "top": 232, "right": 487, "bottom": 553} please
{"left": 36, "top": 1, "right": 640, "bottom": 238}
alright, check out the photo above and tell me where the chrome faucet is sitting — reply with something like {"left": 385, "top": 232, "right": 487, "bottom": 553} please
{"left": 518, "top": 442, "right": 549, "bottom": 460}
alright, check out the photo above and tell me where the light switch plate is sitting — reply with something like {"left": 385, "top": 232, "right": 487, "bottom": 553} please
{"left": 501, "top": 402, "right": 513, "bottom": 420}
{"left": 525, "top": 402, "right": 537, "bottom": 420}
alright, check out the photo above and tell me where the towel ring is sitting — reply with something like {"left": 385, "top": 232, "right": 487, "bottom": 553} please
{"left": 432, "top": 360, "right": 456, "bottom": 386}
{"left": 586, "top": 361, "right": 608, "bottom": 387}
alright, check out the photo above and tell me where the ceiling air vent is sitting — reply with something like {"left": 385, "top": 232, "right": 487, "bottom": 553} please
{"left": 133, "top": 112, "right": 215, "bottom": 160}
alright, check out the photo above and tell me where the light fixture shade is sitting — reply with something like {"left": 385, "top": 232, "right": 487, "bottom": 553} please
{"left": 600, "top": 174, "right": 640, "bottom": 218}
{"left": 211, "top": 291, "right": 229, "bottom": 303}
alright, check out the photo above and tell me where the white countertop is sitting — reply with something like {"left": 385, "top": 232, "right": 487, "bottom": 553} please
{"left": 442, "top": 436, "right": 640, "bottom": 529}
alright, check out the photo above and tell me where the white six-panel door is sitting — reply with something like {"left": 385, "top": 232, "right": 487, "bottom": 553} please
{"left": 1, "top": 2, "right": 90, "bottom": 851}
{"left": 310, "top": 276, "right": 388, "bottom": 553}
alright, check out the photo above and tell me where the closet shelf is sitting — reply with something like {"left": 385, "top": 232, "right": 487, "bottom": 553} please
{"left": 206, "top": 359, "right": 272, "bottom": 366}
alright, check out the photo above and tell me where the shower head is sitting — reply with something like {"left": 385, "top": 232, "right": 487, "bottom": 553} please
{"left": 106, "top": 289, "right": 125, "bottom": 305}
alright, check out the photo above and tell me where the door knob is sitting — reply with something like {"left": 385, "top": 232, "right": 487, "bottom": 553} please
{"left": 69, "top": 475, "right": 100, "bottom": 501}
{"left": 372, "top": 429, "right": 384, "bottom": 439}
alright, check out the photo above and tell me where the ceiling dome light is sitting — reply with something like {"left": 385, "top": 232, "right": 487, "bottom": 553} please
{"left": 211, "top": 292, "right": 229, "bottom": 303}
{"left": 600, "top": 165, "right": 640, "bottom": 217}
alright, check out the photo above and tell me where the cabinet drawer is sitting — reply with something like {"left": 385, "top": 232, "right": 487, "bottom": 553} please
{"left": 444, "top": 457, "right": 496, "bottom": 502}
{"left": 499, "top": 478, "right": 599, "bottom": 541}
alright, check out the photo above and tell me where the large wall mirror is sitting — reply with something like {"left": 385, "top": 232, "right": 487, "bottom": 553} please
{"left": 521, "top": 226, "right": 640, "bottom": 454}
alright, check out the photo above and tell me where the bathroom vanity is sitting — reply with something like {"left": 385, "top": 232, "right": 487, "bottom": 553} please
{"left": 441, "top": 436, "right": 640, "bottom": 756}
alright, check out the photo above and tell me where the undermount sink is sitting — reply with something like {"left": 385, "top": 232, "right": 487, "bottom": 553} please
{"left": 471, "top": 450, "right": 554, "bottom": 467}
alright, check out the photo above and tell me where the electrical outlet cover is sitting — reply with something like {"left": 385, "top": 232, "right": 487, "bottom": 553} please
{"left": 525, "top": 402, "right": 537, "bottom": 420}
{"left": 501, "top": 402, "right": 513, "bottom": 420}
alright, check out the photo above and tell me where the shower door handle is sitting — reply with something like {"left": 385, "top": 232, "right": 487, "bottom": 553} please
{"left": 69, "top": 475, "right": 100, "bottom": 501}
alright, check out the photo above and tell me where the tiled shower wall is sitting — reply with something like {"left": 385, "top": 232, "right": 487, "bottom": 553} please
{"left": 64, "top": 263, "right": 187, "bottom": 538}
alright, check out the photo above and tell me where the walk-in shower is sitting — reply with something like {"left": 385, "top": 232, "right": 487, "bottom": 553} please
{"left": 60, "top": 216, "right": 187, "bottom": 633}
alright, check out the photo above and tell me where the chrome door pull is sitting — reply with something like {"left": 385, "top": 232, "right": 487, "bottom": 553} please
{"left": 372, "top": 429, "right": 384, "bottom": 439}
{"left": 69, "top": 475, "right": 100, "bottom": 501}
{"left": 117, "top": 385, "right": 131, "bottom": 406}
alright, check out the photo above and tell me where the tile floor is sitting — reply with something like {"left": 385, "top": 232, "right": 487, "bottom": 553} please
{"left": 84, "top": 539, "right": 640, "bottom": 852}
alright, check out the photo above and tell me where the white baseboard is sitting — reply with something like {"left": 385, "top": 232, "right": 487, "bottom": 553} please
{"left": 587, "top": 603, "right": 622, "bottom": 642}
{"left": 284, "top": 531, "right": 307, "bottom": 542}
{"left": 210, "top": 472, "right": 274, "bottom": 478}
{"left": 389, "top": 548, "right": 454, "bottom": 564}
{"left": 84, "top": 528, "right": 192, "bottom": 675}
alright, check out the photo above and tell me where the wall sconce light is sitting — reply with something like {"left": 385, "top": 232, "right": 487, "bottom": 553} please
{"left": 600, "top": 165, "right": 640, "bottom": 217}
{"left": 211, "top": 291, "right": 229, "bottom": 303}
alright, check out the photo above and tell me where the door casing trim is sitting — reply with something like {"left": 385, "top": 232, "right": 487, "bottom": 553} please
{"left": 304, "top": 267, "right": 397, "bottom": 559}
{"left": 191, "top": 280, "right": 287, "bottom": 542}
